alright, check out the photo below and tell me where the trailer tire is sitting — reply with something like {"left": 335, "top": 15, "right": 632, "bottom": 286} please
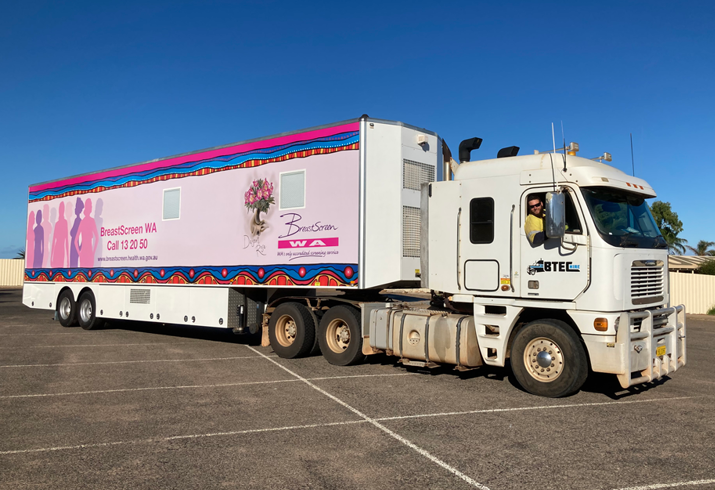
{"left": 77, "top": 290, "right": 100, "bottom": 330}
{"left": 318, "top": 306, "right": 365, "bottom": 366}
{"left": 511, "top": 319, "right": 588, "bottom": 398}
{"left": 56, "top": 289, "right": 78, "bottom": 327}
{"left": 268, "top": 302, "right": 315, "bottom": 359}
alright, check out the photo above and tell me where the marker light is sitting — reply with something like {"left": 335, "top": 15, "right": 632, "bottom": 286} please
{"left": 594, "top": 318, "right": 608, "bottom": 331}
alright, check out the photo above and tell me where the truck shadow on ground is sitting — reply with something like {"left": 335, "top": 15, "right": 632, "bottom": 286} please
{"left": 0, "top": 290, "right": 20, "bottom": 303}
{"left": 579, "top": 371, "right": 671, "bottom": 400}
{"left": 364, "top": 356, "right": 671, "bottom": 400}
{"left": 90, "top": 319, "right": 263, "bottom": 346}
{"left": 77, "top": 318, "right": 674, "bottom": 400}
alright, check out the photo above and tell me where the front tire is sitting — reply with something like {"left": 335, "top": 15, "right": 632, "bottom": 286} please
{"left": 77, "top": 290, "right": 100, "bottom": 330}
{"left": 268, "top": 302, "right": 316, "bottom": 359}
{"left": 511, "top": 319, "right": 588, "bottom": 398}
{"left": 318, "top": 306, "right": 365, "bottom": 366}
{"left": 56, "top": 289, "right": 77, "bottom": 327}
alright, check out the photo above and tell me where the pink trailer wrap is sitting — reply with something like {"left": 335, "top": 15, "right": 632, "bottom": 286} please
{"left": 25, "top": 123, "right": 361, "bottom": 288}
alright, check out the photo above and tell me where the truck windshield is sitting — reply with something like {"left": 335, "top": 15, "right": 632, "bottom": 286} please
{"left": 581, "top": 187, "right": 668, "bottom": 249}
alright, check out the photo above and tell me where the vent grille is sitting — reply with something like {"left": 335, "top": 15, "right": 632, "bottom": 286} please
{"left": 403, "top": 160, "right": 435, "bottom": 191}
{"left": 403, "top": 206, "right": 421, "bottom": 258}
{"left": 631, "top": 264, "right": 664, "bottom": 303}
{"left": 129, "top": 289, "right": 151, "bottom": 304}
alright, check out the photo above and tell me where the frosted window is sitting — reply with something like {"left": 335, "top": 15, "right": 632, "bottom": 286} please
{"left": 163, "top": 188, "right": 181, "bottom": 220}
{"left": 280, "top": 171, "right": 305, "bottom": 209}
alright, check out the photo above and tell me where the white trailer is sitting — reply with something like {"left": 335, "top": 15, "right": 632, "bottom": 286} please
{"left": 23, "top": 116, "right": 685, "bottom": 397}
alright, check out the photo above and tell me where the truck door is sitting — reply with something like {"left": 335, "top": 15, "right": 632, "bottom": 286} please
{"left": 459, "top": 178, "right": 515, "bottom": 296}
{"left": 519, "top": 186, "right": 589, "bottom": 300}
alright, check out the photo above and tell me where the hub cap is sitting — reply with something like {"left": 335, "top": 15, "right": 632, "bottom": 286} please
{"left": 326, "top": 319, "right": 350, "bottom": 353}
{"left": 523, "top": 337, "right": 564, "bottom": 383}
{"left": 275, "top": 315, "right": 297, "bottom": 347}
{"left": 79, "top": 299, "right": 93, "bottom": 323}
{"left": 59, "top": 297, "right": 71, "bottom": 320}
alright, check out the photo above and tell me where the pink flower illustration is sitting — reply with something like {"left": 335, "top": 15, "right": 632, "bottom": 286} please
{"left": 244, "top": 178, "right": 275, "bottom": 214}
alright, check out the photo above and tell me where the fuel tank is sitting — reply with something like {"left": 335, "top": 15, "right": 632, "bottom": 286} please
{"left": 369, "top": 308, "right": 482, "bottom": 367}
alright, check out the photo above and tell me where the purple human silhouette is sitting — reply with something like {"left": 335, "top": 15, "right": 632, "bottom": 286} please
{"left": 75, "top": 198, "right": 98, "bottom": 268}
{"left": 41, "top": 204, "right": 52, "bottom": 268}
{"left": 51, "top": 201, "right": 70, "bottom": 268}
{"left": 69, "top": 198, "right": 84, "bottom": 268}
{"left": 26, "top": 211, "right": 35, "bottom": 268}
{"left": 33, "top": 211, "right": 44, "bottom": 269}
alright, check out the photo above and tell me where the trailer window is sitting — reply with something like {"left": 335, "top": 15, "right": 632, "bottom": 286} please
{"left": 163, "top": 188, "right": 181, "bottom": 220}
{"left": 469, "top": 198, "right": 494, "bottom": 244}
{"left": 280, "top": 170, "right": 305, "bottom": 209}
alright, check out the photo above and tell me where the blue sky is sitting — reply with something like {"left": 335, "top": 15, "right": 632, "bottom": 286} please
{"left": 1, "top": 0, "right": 713, "bottom": 258}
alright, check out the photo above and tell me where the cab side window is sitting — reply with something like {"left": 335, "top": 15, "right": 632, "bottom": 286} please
{"left": 565, "top": 192, "right": 582, "bottom": 234}
{"left": 469, "top": 198, "right": 494, "bottom": 244}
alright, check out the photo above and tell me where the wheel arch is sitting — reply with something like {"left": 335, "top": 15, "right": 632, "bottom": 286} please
{"left": 505, "top": 308, "right": 589, "bottom": 365}
{"left": 77, "top": 286, "right": 97, "bottom": 305}
{"left": 56, "top": 285, "right": 75, "bottom": 302}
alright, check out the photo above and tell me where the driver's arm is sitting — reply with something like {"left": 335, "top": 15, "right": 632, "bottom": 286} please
{"left": 525, "top": 215, "right": 544, "bottom": 246}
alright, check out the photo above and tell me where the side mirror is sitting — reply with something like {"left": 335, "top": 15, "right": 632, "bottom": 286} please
{"left": 545, "top": 192, "right": 565, "bottom": 238}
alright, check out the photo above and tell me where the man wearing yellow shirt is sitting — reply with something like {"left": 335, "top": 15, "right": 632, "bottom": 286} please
{"left": 525, "top": 194, "right": 545, "bottom": 245}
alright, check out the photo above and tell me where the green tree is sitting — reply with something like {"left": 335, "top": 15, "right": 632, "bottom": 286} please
{"left": 685, "top": 240, "right": 715, "bottom": 256}
{"left": 650, "top": 201, "right": 686, "bottom": 254}
{"left": 698, "top": 260, "right": 715, "bottom": 276}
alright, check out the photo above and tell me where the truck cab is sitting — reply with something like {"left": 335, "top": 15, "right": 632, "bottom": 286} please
{"left": 417, "top": 146, "right": 685, "bottom": 396}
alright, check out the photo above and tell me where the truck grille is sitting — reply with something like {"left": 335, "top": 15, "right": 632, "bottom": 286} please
{"left": 631, "top": 260, "right": 664, "bottom": 305}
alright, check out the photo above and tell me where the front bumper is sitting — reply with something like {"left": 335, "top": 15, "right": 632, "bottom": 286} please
{"left": 615, "top": 305, "right": 686, "bottom": 388}
{"left": 579, "top": 305, "right": 686, "bottom": 388}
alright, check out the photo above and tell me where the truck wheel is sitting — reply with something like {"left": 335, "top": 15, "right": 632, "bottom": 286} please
{"left": 56, "top": 289, "right": 77, "bottom": 327}
{"left": 77, "top": 290, "right": 100, "bottom": 330}
{"left": 318, "top": 306, "right": 365, "bottom": 366}
{"left": 511, "top": 319, "right": 588, "bottom": 398}
{"left": 268, "top": 302, "right": 315, "bottom": 359}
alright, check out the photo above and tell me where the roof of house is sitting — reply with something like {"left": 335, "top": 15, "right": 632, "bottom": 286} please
{"left": 668, "top": 255, "right": 714, "bottom": 271}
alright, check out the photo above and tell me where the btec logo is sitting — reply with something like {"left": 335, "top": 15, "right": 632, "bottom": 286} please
{"left": 528, "top": 260, "right": 580, "bottom": 275}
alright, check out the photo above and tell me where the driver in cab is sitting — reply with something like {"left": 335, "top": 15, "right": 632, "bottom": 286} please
{"left": 525, "top": 194, "right": 545, "bottom": 246}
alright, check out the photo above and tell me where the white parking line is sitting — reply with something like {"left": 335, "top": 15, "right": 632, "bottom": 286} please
{"left": 612, "top": 479, "right": 715, "bottom": 489}
{"left": 0, "top": 355, "right": 269, "bottom": 368}
{"left": 0, "top": 420, "right": 369, "bottom": 455}
{"left": 0, "top": 389, "right": 701, "bottom": 489}
{"left": 244, "top": 345, "right": 491, "bottom": 490}
{"left": 0, "top": 341, "right": 202, "bottom": 349}
{"left": 375, "top": 396, "right": 696, "bottom": 421}
{"left": 0, "top": 373, "right": 412, "bottom": 399}
{"left": 0, "top": 332, "right": 141, "bottom": 336}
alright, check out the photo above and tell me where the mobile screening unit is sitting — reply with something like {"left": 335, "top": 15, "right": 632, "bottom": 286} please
{"left": 23, "top": 116, "right": 685, "bottom": 397}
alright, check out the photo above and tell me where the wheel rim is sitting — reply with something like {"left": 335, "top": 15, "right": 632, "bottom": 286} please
{"left": 325, "top": 318, "right": 350, "bottom": 353}
{"left": 79, "top": 299, "right": 93, "bottom": 324}
{"left": 275, "top": 314, "right": 297, "bottom": 347}
{"left": 523, "top": 337, "right": 564, "bottom": 382}
{"left": 59, "top": 297, "right": 71, "bottom": 320}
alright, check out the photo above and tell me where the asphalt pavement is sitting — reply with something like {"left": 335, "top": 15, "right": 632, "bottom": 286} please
{"left": 1, "top": 288, "right": 714, "bottom": 490}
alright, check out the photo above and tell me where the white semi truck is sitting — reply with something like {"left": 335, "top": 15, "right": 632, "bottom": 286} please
{"left": 23, "top": 116, "right": 685, "bottom": 397}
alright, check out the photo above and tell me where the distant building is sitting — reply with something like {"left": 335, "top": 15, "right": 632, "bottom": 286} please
{"left": 668, "top": 255, "right": 714, "bottom": 273}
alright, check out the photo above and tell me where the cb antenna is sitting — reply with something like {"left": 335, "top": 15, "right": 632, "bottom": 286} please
{"left": 561, "top": 121, "right": 567, "bottom": 171}
{"left": 549, "top": 123, "right": 557, "bottom": 191}
{"left": 630, "top": 133, "right": 635, "bottom": 176}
